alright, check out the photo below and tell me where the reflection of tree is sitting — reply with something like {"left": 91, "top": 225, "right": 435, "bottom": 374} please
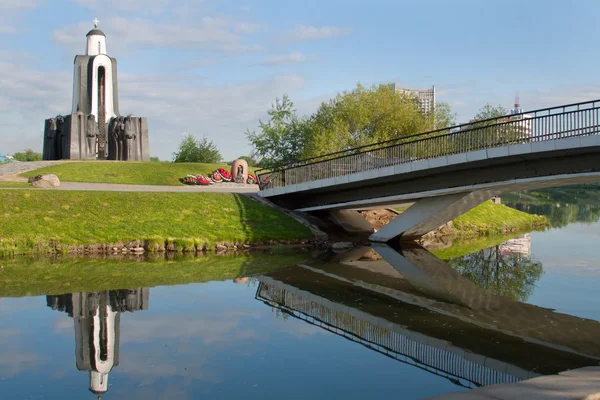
{"left": 448, "top": 246, "right": 543, "bottom": 302}
{"left": 506, "top": 202, "right": 600, "bottom": 228}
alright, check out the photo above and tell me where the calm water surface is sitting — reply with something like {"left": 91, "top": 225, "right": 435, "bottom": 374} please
{"left": 1, "top": 206, "right": 599, "bottom": 399}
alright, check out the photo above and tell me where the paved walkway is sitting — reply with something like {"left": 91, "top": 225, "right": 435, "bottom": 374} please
{"left": 426, "top": 366, "right": 600, "bottom": 400}
{"left": 0, "top": 160, "right": 64, "bottom": 177}
{"left": 55, "top": 181, "right": 259, "bottom": 193}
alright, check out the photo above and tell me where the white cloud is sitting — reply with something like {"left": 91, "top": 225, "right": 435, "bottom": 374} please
{"left": 0, "top": 0, "right": 43, "bottom": 10}
{"left": 52, "top": 16, "right": 262, "bottom": 55}
{"left": 259, "top": 51, "right": 318, "bottom": 66}
{"left": 281, "top": 24, "right": 352, "bottom": 42}
{"left": 0, "top": 25, "right": 17, "bottom": 34}
{"left": 72, "top": 0, "right": 171, "bottom": 15}
{"left": 0, "top": 0, "right": 43, "bottom": 35}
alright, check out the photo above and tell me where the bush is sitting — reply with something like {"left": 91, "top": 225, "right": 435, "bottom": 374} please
{"left": 173, "top": 134, "right": 222, "bottom": 163}
{"left": 12, "top": 149, "right": 42, "bottom": 162}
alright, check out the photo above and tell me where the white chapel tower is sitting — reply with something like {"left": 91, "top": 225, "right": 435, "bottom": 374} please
{"left": 43, "top": 19, "right": 149, "bottom": 161}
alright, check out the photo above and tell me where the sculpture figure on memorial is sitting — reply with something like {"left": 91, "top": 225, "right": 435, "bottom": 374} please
{"left": 124, "top": 114, "right": 137, "bottom": 161}
{"left": 107, "top": 117, "right": 118, "bottom": 160}
{"left": 85, "top": 114, "right": 99, "bottom": 159}
{"left": 43, "top": 117, "right": 57, "bottom": 160}
{"left": 55, "top": 115, "right": 65, "bottom": 160}
{"left": 117, "top": 116, "right": 126, "bottom": 160}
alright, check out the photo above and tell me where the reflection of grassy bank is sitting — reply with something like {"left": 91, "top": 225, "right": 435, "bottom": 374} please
{"left": 0, "top": 190, "right": 312, "bottom": 255}
{"left": 430, "top": 231, "right": 528, "bottom": 260}
{"left": 0, "top": 252, "right": 308, "bottom": 297}
{"left": 451, "top": 201, "right": 548, "bottom": 238}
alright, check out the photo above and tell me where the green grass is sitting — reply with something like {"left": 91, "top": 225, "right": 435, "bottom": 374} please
{"left": 0, "top": 252, "right": 308, "bottom": 297}
{"left": 0, "top": 182, "right": 31, "bottom": 188}
{"left": 20, "top": 161, "right": 258, "bottom": 186}
{"left": 0, "top": 190, "right": 311, "bottom": 255}
{"left": 452, "top": 201, "right": 548, "bottom": 239}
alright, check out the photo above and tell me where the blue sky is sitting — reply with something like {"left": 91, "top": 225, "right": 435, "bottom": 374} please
{"left": 1, "top": 0, "right": 600, "bottom": 161}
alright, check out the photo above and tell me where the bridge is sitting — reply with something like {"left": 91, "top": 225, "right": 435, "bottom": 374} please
{"left": 255, "top": 245, "right": 600, "bottom": 389}
{"left": 256, "top": 100, "right": 600, "bottom": 241}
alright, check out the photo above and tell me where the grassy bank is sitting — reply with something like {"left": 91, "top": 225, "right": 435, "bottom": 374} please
{"left": 0, "top": 190, "right": 311, "bottom": 255}
{"left": 450, "top": 201, "right": 548, "bottom": 239}
{"left": 20, "top": 161, "right": 257, "bottom": 186}
{"left": 0, "top": 182, "right": 30, "bottom": 188}
{"left": 0, "top": 252, "right": 308, "bottom": 297}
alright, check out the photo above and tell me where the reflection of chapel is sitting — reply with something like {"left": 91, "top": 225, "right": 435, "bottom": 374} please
{"left": 46, "top": 289, "right": 149, "bottom": 397}
{"left": 42, "top": 19, "right": 149, "bottom": 161}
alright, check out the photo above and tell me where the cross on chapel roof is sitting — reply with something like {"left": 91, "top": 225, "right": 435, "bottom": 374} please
{"left": 93, "top": 18, "right": 99, "bottom": 28}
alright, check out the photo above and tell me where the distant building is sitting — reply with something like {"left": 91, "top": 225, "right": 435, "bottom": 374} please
{"left": 508, "top": 96, "right": 533, "bottom": 139}
{"left": 390, "top": 84, "right": 436, "bottom": 115}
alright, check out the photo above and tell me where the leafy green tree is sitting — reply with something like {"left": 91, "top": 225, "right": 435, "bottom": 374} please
{"left": 246, "top": 95, "right": 313, "bottom": 169}
{"left": 473, "top": 104, "right": 509, "bottom": 121}
{"left": 12, "top": 149, "right": 42, "bottom": 162}
{"left": 172, "top": 134, "right": 222, "bottom": 163}
{"left": 248, "top": 84, "right": 459, "bottom": 168}
{"left": 149, "top": 156, "right": 160, "bottom": 162}
{"left": 305, "top": 83, "right": 431, "bottom": 157}
{"left": 434, "top": 102, "right": 457, "bottom": 129}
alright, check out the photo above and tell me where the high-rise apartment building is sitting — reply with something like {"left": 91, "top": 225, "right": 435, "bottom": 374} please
{"left": 390, "top": 84, "right": 436, "bottom": 115}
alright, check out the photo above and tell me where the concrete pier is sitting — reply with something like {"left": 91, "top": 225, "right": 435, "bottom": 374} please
{"left": 425, "top": 366, "right": 600, "bottom": 400}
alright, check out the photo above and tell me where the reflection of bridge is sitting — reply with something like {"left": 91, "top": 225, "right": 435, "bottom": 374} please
{"left": 47, "top": 289, "right": 149, "bottom": 397}
{"left": 257, "top": 100, "right": 600, "bottom": 241}
{"left": 255, "top": 245, "right": 600, "bottom": 389}
{"left": 257, "top": 278, "right": 534, "bottom": 389}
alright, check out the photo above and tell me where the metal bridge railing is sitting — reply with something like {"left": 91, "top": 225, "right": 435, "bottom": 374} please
{"left": 256, "top": 99, "right": 600, "bottom": 190}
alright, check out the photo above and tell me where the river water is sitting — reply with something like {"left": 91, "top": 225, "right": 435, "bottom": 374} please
{"left": 1, "top": 203, "right": 599, "bottom": 399}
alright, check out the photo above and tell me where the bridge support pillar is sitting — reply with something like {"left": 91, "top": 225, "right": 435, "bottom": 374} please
{"left": 370, "top": 190, "right": 499, "bottom": 242}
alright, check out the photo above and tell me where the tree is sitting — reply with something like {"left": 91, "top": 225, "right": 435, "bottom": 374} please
{"left": 434, "top": 102, "right": 457, "bottom": 129}
{"left": 246, "top": 95, "right": 313, "bottom": 169}
{"left": 172, "top": 134, "right": 222, "bottom": 163}
{"left": 149, "top": 156, "right": 160, "bottom": 162}
{"left": 305, "top": 83, "right": 431, "bottom": 157}
{"left": 473, "top": 104, "right": 508, "bottom": 121}
{"left": 12, "top": 149, "right": 42, "bottom": 162}
{"left": 247, "top": 84, "right": 459, "bottom": 169}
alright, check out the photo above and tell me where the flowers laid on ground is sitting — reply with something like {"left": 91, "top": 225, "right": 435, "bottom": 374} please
{"left": 215, "top": 168, "right": 232, "bottom": 181}
{"left": 181, "top": 170, "right": 258, "bottom": 185}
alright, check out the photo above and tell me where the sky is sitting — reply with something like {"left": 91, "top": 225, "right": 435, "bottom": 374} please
{"left": 2, "top": 0, "right": 600, "bottom": 161}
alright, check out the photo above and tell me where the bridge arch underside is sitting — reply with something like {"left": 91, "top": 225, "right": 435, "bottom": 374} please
{"left": 260, "top": 142, "right": 600, "bottom": 241}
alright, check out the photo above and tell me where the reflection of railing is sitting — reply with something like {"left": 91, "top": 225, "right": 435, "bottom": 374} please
{"left": 256, "top": 281, "right": 532, "bottom": 389}
{"left": 257, "top": 100, "right": 600, "bottom": 190}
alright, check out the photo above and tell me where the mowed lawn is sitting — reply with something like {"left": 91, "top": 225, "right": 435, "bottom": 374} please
{"left": 0, "top": 190, "right": 311, "bottom": 254}
{"left": 20, "top": 161, "right": 259, "bottom": 186}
